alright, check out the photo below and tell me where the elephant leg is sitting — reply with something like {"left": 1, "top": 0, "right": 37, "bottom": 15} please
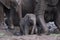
{"left": 0, "top": 3, "right": 5, "bottom": 29}
{"left": 24, "top": 24, "right": 29, "bottom": 35}
{"left": 15, "top": 2, "right": 22, "bottom": 35}
{"left": 20, "top": 19, "right": 29, "bottom": 35}
{"left": 34, "top": 0, "right": 49, "bottom": 34}
{"left": 5, "top": 8, "right": 14, "bottom": 30}
{"left": 54, "top": 12, "right": 60, "bottom": 31}
{"left": 26, "top": 14, "right": 36, "bottom": 34}
{"left": 21, "top": 15, "right": 30, "bottom": 35}
{"left": 54, "top": 0, "right": 60, "bottom": 32}
{"left": 8, "top": 8, "right": 15, "bottom": 30}
{"left": 37, "top": 15, "right": 49, "bottom": 34}
{"left": 16, "top": 0, "right": 22, "bottom": 21}
{"left": 5, "top": 8, "right": 11, "bottom": 30}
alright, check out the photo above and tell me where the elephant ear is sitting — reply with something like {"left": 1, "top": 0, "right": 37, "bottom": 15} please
{"left": 46, "top": 0, "right": 59, "bottom": 5}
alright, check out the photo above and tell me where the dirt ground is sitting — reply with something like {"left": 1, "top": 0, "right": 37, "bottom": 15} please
{"left": 0, "top": 29, "right": 60, "bottom": 40}
{"left": 0, "top": 34, "right": 60, "bottom": 40}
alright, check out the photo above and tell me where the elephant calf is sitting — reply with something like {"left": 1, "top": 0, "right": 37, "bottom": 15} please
{"left": 20, "top": 14, "right": 36, "bottom": 35}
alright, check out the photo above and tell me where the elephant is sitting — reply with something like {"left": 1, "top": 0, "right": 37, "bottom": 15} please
{"left": 20, "top": 14, "right": 36, "bottom": 35}
{"left": 44, "top": 0, "right": 60, "bottom": 34}
{"left": 0, "top": 0, "right": 18, "bottom": 29}
{"left": 0, "top": 0, "right": 22, "bottom": 36}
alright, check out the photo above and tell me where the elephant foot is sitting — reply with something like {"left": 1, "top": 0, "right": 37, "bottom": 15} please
{"left": 54, "top": 29, "right": 60, "bottom": 34}
{"left": 8, "top": 25, "right": 14, "bottom": 30}
{"left": 44, "top": 31, "right": 50, "bottom": 35}
{"left": 24, "top": 31, "right": 29, "bottom": 35}
{"left": 13, "top": 26, "right": 22, "bottom": 36}
{"left": 43, "top": 28, "right": 50, "bottom": 35}
{"left": 37, "top": 16, "right": 49, "bottom": 35}
{"left": 13, "top": 32, "right": 21, "bottom": 36}
{"left": 36, "top": 31, "right": 50, "bottom": 35}
{"left": 0, "top": 22, "right": 8, "bottom": 30}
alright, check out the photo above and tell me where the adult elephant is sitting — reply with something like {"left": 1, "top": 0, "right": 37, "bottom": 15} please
{"left": 44, "top": 0, "right": 59, "bottom": 23}
{"left": 44, "top": 0, "right": 60, "bottom": 33}
{"left": 0, "top": 0, "right": 18, "bottom": 30}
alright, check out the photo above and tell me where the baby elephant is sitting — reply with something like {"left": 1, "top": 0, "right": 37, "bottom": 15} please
{"left": 20, "top": 14, "right": 36, "bottom": 35}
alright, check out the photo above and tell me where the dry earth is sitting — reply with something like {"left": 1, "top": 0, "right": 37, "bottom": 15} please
{"left": 0, "top": 29, "right": 60, "bottom": 40}
{"left": 0, "top": 34, "right": 60, "bottom": 40}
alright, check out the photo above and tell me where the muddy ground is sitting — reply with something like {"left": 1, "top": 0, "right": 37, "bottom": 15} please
{"left": 0, "top": 29, "right": 60, "bottom": 40}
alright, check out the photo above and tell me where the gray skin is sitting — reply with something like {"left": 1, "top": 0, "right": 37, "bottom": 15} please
{"left": 0, "top": 0, "right": 59, "bottom": 35}
{"left": 20, "top": 14, "right": 36, "bottom": 35}
{"left": 0, "top": 0, "right": 36, "bottom": 35}
{"left": 22, "top": 0, "right": 36, "bottom": 17}
{"left": 0, "top": 0, "right": 18, "bottom": 29}
{"left": 34, "top": 0, "right": 49, "bottom": 34}
{"left": 16, "top": 0, "right": 49, "bottom": 35}
{"left": 0, "top": 2, "right": 4, "bottom": 29}
{"left": 6, "top": 0, "right": 59, "bottom": 35}
{"left": 16, "top": 0, "right": 46, "bottom": 35}
{"left": 44, "top": 0, "right": 60, "bottom": 34}
{"left": 17, "top": 0, "right": 59, "bottom": 35}
{"left": 0, "top": 0, "right": 21, "bottom": 36}
{"left": 54, "top": 0, "right": 60, "bottom": 31}
{"left": 4, "top": 0, "right": 50, "bottom": 35}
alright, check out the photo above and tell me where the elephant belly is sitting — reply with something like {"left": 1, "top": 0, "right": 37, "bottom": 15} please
{"left": 22, "top": 0, "right": 35, "bottom": 13}
{"left": 22, "top": 0, "right": 36, "bottom": 17}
